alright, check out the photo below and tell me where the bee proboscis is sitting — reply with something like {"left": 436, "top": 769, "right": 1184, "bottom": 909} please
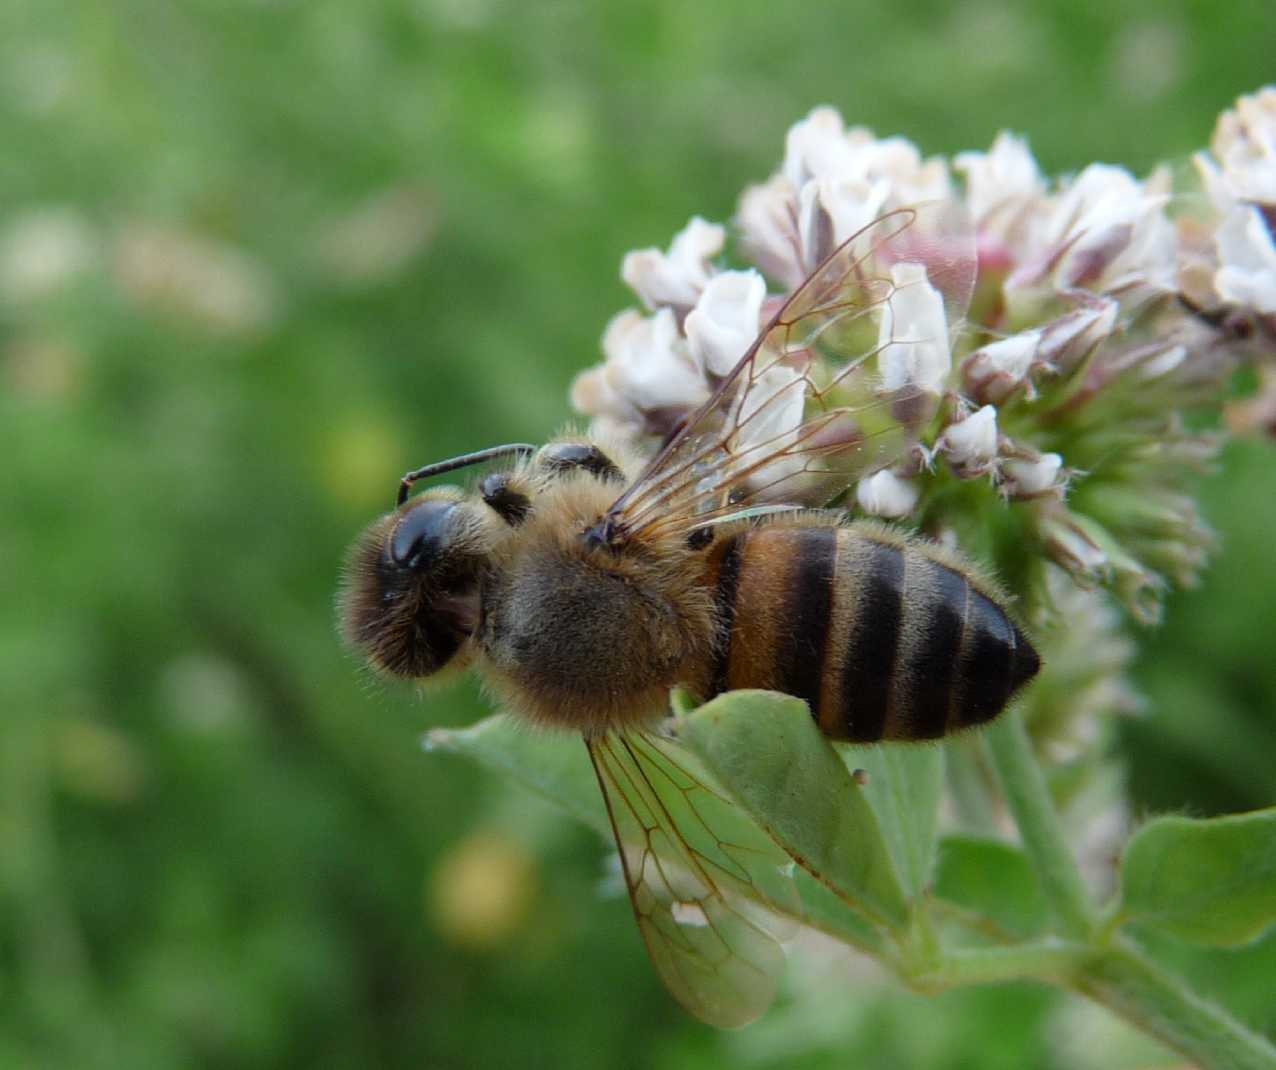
{"left": 339, "top": 205, "right": 1040, "bottom": 1026}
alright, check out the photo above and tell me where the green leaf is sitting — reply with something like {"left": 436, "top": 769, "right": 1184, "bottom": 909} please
{"left": 677, "top": 689, "right": 908, "bottom": 930}
{"left": 934, "top": 836, "right": 1050, "bottom": 939}
{"left": 425, "top": 715, "right": 606, "bottom": 835}
{"left": 1117, "top": 807, "right": 1276, "bottom": 946}
{"left": 793, "top": 871, "right": 887, "bottom": 956}
{"left": 842, "top": 743, "right": 944, "bottom": 898}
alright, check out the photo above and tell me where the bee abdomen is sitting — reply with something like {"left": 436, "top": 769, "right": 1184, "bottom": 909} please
{"left": 709, "top": 525, "right": 1039, "bottom": 742}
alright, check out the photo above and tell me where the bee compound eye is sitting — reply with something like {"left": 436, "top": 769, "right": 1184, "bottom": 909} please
{"left": 389, "top": 499, "right": 456, "bottom": 567}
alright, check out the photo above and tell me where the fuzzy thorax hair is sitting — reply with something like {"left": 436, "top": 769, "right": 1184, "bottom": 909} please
{"left": 476, "top": 474, "right": 717, "bottom": 736}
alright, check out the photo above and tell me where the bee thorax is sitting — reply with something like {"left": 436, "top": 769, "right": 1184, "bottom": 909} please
{"left": 478, "top": 541, "right": 705, "bottom": 732}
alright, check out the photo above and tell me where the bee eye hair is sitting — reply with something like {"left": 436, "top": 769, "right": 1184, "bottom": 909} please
{"left": 390, "top": 499, "right": 456, "bottom": 568}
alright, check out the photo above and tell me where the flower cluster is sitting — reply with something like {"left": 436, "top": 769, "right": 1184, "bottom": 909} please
{"left": 572, "top": 88, "right": 1276, "bottom": 638}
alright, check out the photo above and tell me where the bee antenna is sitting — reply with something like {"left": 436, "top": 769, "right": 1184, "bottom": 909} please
{"left": 397, "top": 444, "right": 537, "bottom": 506}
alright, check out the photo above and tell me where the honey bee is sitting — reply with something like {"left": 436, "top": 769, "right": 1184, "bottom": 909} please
{"left": 339, "top": 205, "right": 1040, "bottom": 1026}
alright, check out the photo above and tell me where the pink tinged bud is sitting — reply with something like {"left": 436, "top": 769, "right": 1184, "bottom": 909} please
{"left": 961, "top": 330, "right": 1041, "bottom": 403}
{"left": 805, "top": 410, "right": 865, "bottom": 453}
{"left": 1036, "top": 298, "right": 1119, "bottom": 372}
{"left": 600, "top": 308, "right": 709, "bottom": 413}
{"left": 1002, "top": 452, "right": 1065, "bottom": 499}
{"left": 621, "top": 216, "right": 725, "bottom": 311}
{"left": 937, "top": 405, "right": 998, "bottom": 474}
{"left": 1214, "top": 203, "right": 1276, "bottom": 314}
{"left": 685, "top": 270, "right": 768, "bottom": 379}
{"left": 1055, "top": 221, "right": 1134, "bottom": 288}
{"left": 877, "top": 262, "right": 951, "bottom": 394}
{"left": 856, "top": 469, "right": 920, "bottom": 518}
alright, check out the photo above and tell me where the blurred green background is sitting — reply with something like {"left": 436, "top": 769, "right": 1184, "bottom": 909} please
{"left": 2, "top": 1, "right": 1274, "bottom": 1067}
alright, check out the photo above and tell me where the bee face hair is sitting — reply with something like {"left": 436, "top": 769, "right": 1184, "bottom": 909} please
{"left": 338, "top": 492, "right": 495, "bottom": 679}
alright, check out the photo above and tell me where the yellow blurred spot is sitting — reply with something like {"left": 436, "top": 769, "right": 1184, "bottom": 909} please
{"left": 320, "top": 417, "right": 404, "bottom": 512}
{"left": 429, "top": 830, "right": 538, "bottom": 951}
{"left": 3, "top": 336, "right": 83, "bottom": 401}
{"left": 53, "top": 714, "right": 146, "bottom": 805}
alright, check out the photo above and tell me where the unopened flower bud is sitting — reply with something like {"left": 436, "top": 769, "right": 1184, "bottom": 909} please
{"left": 962, "top": 330, "right": 1041, "bottom": 403}
{"left": 621, "top": 216, "right": 724, "bottom": 311}
{"left": 937, "top": 405, "right": 998, "bottom": 475}
{"left": 856, "top": 469, "right": 919, "bottom": 518}
{"left": 1002, "top": 452, "right": 1065, "bottom": 499}
{"left": 1036, "top": 298, "right": 1119, "bottom": 373}
{"left": 1038, "top": 507, "right": 1109, "bottom": 584}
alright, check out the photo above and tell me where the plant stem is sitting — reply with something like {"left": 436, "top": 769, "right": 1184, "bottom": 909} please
{"left": 1073, "top": 941, "right": 1276, "bottom": 1070}
{"left": 983, "top": 712, "right": 1095, "bottom": 939}
{"left": 912, "top": 940, "right": 1093, "bottom": 989}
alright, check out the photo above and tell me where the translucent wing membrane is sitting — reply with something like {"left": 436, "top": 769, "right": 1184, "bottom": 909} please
{"left": 605, "top": 203, "right": 976, "bottom": 542}
{"left": 586, "top": 731, "right": 801, "bottom": 1028}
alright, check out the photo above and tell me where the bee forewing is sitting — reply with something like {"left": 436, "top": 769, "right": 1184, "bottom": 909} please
{"left": 586, "top": 732, "right": 801, "bottom": 1028}
{"left": 607, "top": 203, "right": 976, "bottom": 541}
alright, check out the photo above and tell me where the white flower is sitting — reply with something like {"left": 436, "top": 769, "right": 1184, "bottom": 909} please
{"left": 1002, "top": 452, "right": 1065, "bottom": 498}
{"left": 621, "top": 216, "right": 724, "bottom": 311}
{"left": 569, "top": 364, "right": 631, "bottom": 423}
{"left": 312, "top": 184, "right": 435, "bottom": 289}
{"left": 0, "top": 207, "right": 96, "bottom": 304}
{"left": 782, "top": 107, "right": 857, "bottom": 188}
{"left": 1047, "top": 164, "right": 1176, "bottom": 297}
{"left": 800, "top": 176, "right": 892, "bottom": 269}
{"left": 1209, "top": 86, "right": 1276, "bottom": 204}
{"left": 113, "top": 224, "right": 276, "bottom": 335}
{"left": 738, "top": 175, "right": 805, "bottom": 289}
{"left": 737, "top": 363, "right": 806, "bottom": 448}
{"left": 729, "top": 361, "right": 808, "bottom": 496}
{"left": 856, "top": 469, "right": 920, "bottom": 518}
{"left": 877, "top": 262, "right": 951, "bottom": 394}
{"left": 937, "top": 405, "right": 998, "bottom": 473}
{"left": 955, "top": 132, "right": 1046, "bottom": 223}
{"left": 1213, "top": 202, "right": 1276, "bottom": 314}
{"left": 855, "top": 133, "right": 952, "bottom": 203}
{"left": 597, "top": 308, "right": 709, "bottom": 414}
{"left": 962, "top": 330, "right": 1042, "bottom": 402}
{"left": 744, "top": 109, "right": 952, "bottom": 287}
{"left": 685, "top": 269, "right": 767, "bottom": 378}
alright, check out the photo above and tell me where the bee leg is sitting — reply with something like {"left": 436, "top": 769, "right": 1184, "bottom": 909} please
{"left": 536, "top": 443, "right": 625, "bottom": 483}
{"left": 479, "top": 472, "right": 532, "bottom": 526}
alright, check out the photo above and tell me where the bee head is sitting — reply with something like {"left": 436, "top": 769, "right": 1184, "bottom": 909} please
{"left": 339, "top": 489, "right": 495, "bottom": 679}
